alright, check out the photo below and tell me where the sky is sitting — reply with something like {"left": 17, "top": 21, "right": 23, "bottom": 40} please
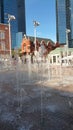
{"left": 25, "top": 0, "right": 56, "bottom": 42}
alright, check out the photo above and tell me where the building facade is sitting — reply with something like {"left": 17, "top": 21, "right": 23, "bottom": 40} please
{"left": 56, "top": 0, "right": 73, "bottom": 48}
{"left": 0, "top": 0, "right": 26, "bottom": 48}
{"left": 0, "top": 23, "right": 10, "bottom": 55}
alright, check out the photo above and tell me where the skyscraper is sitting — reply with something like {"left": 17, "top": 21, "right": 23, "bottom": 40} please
{"left": 17, "top": 0, "right": 26, "bottom": 32}
{"left": 0, "top": 0, "right": 4, "bottom": 23}
{"left": 56, "top": 0, "right": 73, "bottom": 48}
{"left": 0, "top": 0, "right": 26, "bottom": 48}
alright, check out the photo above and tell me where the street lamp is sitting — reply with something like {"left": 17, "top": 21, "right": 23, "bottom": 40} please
{"left": 8, "top": 14, "right": 16, "bottom": 57}
{"left": 66, "top": 28, "right": 70, "bottom": 64}
{"left": 33, "top": 20, "right": 40, "bottom": 54}
{"left": 66, "top": 28, "right": 70, "bottom": 48}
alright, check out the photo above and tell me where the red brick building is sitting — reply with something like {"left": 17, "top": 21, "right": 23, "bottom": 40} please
{"left": 21, "top": 37, "right": 31, "bottom": 54}
{"left": 0, "top": 23, "right": 10, "bottom": 55}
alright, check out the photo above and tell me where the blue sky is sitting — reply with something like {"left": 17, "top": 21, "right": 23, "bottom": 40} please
{"left": 25, "top": 0, "right": 56, "bottom": 42}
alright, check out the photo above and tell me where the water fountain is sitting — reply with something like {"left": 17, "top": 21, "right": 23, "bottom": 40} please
{"left": 1, "top": 45, "right": 73, "bottom": 130}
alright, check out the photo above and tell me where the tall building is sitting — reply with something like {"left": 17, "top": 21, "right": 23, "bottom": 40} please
{"left": 56, "top": 0, "right": 73, "bottom": 48}
{"left": 0, "top": 0, "right": 4, "bottom": 23}
{"left": 0, "top": 0, "right": 26, "bottom": 48}
{"left": 17, "top": 0, "right": 26, "bottom": 33}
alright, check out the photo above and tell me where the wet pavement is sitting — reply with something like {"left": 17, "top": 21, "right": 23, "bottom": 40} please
{"left": 0, "top": 65, "right": 73, "bottom": 130}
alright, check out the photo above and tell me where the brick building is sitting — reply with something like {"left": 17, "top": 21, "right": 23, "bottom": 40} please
{"left": 0, "top": 23, "right": 10, "bottom": 56}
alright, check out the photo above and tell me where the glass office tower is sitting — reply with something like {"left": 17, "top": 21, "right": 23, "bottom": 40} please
{"left": 0, "top": 0, "right": 4, "bottom": 23}
{"left": 17, "top": 0, "right": 26, "bottom": 32}
{"left": 56, "top": 0, "right": 73, "bottom": 48}
{"left": 0, "top": 0, "right": 26, "bottom": 48}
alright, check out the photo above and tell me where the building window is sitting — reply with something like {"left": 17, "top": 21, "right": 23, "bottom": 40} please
{"left": 1, "top": 41, "right": 5, "bottom": 50}
{"left": 27, "top": 45, "right": 30, "bottom": 49}
{"left": 50, "top": 58, "right": 52, "bottom": 63}
{"left": 60, "top": 51, "right": 63, "bottom": 58}
{"left": 0, "top": 31, "right": 5, "bottom": 39}
{"left": 24, "top": 45, "right": 26, "bottom": 52}
{"left": 53, "top": 56, "right": 56, "bottom": 63}
{"left": 57, "top": 55, "right": 60, "bottom": 63}
{"left": 68, "top": 51, "right": 71, "bottom": 56}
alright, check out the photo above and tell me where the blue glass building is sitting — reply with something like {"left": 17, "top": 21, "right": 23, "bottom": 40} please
{"left": 56, "top": 0, "right": 73, "bottom": 48}
{"left": 0, "top": 0, "right": 26, "bottom": 48}
{"left": 0, "top": 0, "right": 4, "bottom": 23}
{"left": 16, "top": 32, "right": 24, "bottom": 48}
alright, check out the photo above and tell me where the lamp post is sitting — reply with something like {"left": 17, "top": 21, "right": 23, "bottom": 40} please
{"left": 66, "top": 28, "right": 70, "bottom": 64}
{"left": 33, "top": 20, "right": 40, "bottom": 54}
{"left": 8, "top": 14, "right": 16, "bottom": 57}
